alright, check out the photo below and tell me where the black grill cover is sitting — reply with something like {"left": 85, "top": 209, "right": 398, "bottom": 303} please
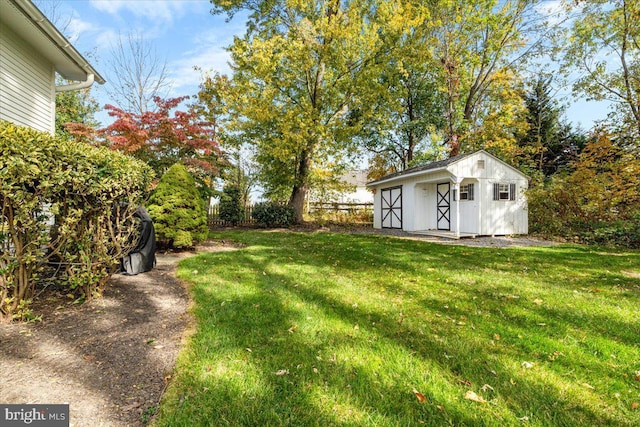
{"left": 121, "top": 207, "right": 156, "bottom": 275}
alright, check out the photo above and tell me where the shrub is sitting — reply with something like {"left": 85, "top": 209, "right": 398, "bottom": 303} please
{"left": 252, "top": 202, "right": 295, "bottom": 227}
{"left": 218, "top": 185, "right": 244, "bottom": 225}
{"left": 0, "top": 120, "right": 152, "bottom": 320}
{"left": 147, "top": 163, "right": 208, "bottom": 249}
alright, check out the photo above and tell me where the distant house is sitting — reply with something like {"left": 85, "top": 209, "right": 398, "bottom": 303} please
{"left": 0, "top": 0, "right": 104, "bottom": 134}
{"left": 307, "top": 170, "right": 373, "bottom": 211}
{"left": 367, "top": 150, "right": 529, "bottom": 237}
{"left": 336, "top": 170, "right": 374, "bottom": 204}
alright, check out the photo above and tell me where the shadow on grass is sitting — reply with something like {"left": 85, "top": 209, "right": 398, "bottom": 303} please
{"left": 157, "top": 231, "right": 639, "bottom": 426}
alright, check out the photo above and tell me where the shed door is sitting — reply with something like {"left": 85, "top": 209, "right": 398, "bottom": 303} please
{"left": 381, "top": 186, "right": 402, "bottom": 229}
{"left": 437, "top": 182, "right": 450, "bottom": 230}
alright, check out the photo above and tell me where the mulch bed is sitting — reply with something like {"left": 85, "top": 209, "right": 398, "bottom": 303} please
{"left": 0, "top": 252, "right": 192, "bottom": 427}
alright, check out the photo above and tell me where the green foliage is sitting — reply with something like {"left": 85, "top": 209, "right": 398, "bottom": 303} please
{"left": 562, "top": 0, "right": 640, "bottom": 140}
{"left": 157, "top": 230, "right": 640, "bottom": 426}
{"left": 55, "top": 84, "right": 99, "bottom": 139}
{"left": 251, "top": 202, "right": 295, "bottom": 228}
{"left": 218, "top": 185, "right": 244, "bottom": 225}
{"left": 147, "top": 163, "right": 208, "bottom": 249}
{"left": 202, "top": 0, "right": 388, "bottom": 221}
{"left": 0, "top": 120, "right": 152, "bottom": 320}
{"left": 528, "top": 131, "right": 640, "bottom": 247}
{"left": 516, "top": 75, "right": 585, "bottom": 179}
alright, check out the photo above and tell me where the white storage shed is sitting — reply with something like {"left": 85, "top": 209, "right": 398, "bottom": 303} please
{"left": 367, "top": 150, "right": 529, "bottom": 237}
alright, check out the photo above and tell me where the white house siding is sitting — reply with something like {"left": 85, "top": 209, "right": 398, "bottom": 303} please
{"left": 0, "top": 23, "right": 55, "bottom": 134}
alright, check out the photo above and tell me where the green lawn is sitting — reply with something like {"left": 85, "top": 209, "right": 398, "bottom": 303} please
{"left": 155, "top": 231, "right": 640, "bottom": 426}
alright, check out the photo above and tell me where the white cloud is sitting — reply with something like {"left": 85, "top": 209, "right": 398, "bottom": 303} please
{"left": 88, "top": 0, "right": 205, "bottom": 25}
{"left": 167, "top": 26, "right": 241, "bottom": 94}
{"left": 168, "top": 46, "right": 232, "bottom": 94}
{"left": 66, "top": 17, "right": 93, "bottom": 43}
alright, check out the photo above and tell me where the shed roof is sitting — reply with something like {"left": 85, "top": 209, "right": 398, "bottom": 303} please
{"left": 367, "top": 150, "right": 527, "bottom": 187}
{"left": 367, "top": 151, "right": 476, "bottom": 187}
{"left": 0, "top": 0, "right": 105, "bottom": 84}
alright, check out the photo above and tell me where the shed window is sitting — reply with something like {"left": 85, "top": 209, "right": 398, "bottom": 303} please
{"left": 493, "top": 183, "right": 516, "bottom": 201}
{"left": 459, "top": 184, "right": 474, "bottom": 200}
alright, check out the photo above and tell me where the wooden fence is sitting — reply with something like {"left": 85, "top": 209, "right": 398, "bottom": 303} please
{"left": 207, "top": 204, "right": 256, "bottom": 227}
{"left": 207, "top": 202, "right": 373, "bottom": 227}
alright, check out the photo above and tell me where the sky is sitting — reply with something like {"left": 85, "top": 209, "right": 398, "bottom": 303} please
{"left": 37, "top": 0, "right": 245, "bottom": 125}
{"left": 38, "top": 0, "right": 610, "bottom": 131}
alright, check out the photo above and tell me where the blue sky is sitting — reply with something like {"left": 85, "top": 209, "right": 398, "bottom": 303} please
{"left": 39, "top": 0, "right": 244, "bottom": 124}
{"left": 40, "top": 0, "right": 608, "bottom": 131}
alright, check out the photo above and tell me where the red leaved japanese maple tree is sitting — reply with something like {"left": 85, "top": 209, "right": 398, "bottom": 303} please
{"left": 100, "top": 96, "right": 222, "bottom": 181}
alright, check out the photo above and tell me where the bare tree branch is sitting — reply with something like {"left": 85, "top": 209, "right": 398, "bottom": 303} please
{"left": 107, "top": 32, "right": 171, "bottom": 114}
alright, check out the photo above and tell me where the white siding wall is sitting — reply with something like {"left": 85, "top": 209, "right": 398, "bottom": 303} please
{"left": 456, "top": 178, "right": 480, "bottom": 234}
{"left": 0, "top": 23, "right": 55, "bottom": 134}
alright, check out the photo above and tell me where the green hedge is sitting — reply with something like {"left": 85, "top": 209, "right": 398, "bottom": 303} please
{"left": 0, "top": 120, "right": 152, "bottom": 320}
{"left": 251, "top": 202, "right": 295, "bottom": 227}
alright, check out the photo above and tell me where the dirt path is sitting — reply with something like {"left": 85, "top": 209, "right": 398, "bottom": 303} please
{"left": 0, "top": 252, "right": 193, "bottom": 427}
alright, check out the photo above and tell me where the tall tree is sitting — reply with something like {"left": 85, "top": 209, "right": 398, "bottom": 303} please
{"left": 108, "top": 32, "right": 170, "bottom": 114}
{"left": 562, "top": 0, "right": 640, "bottom": 140}
{"left": 517, "top": 75, "right": 585, "bottom": 178}
{"left": 357, "top": 35, "right": 447, "bottom": 174}
{"left": 207, "top": 0, "right": 389, "bottom": 222}
{"left": 426, "top": 0, "right": 537, "bottom": 156}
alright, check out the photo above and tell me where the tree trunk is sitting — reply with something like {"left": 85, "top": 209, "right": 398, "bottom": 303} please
{"left": 288, "top": 147, "right": 313, "bottom": 223}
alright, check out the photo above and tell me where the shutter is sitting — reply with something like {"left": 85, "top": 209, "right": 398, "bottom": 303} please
{"left": 493, "top": 183, "right": 499, "bottom": 200}
{"left": 509, "top": 183, "right": 516, "bottom": 201}
{"left": 468, "top": 183, "right": 474, "bottom": 201}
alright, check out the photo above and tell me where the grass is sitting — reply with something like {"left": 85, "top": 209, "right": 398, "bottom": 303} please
{"left": 155, "top": 231, "right": 640, "bottom": 426}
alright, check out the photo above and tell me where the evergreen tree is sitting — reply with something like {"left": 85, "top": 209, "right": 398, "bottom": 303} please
{"left": 517, "top": 75, "right": 585, "bottom": 178}
{"left": 219, "top": 185, "right": 244, "bottom": 225}
{"left": 147, "top": 163, "right": 208, "bottom": 249}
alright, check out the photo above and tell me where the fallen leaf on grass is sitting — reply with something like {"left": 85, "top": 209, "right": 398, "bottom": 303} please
{"left": 517, "top": 415, "right": 529, "bottom": 422}
{"left": 533, "top": 298, "right": 543, "bottom": 305}
{"left": 287, "top": 325, "right": 298, "bottom": 333}
{"left": 412, "top": 388, "right": 426, "bottom": 403}
{"left": 582, "top": 382, "right": 595, "bottom": 390}
{"left": 275, "top": 369, "right": 289, "bottom": 376}
{"left": 83, "top": 355, "right": 95, "bottom": 362}
{"left": 521, "top": 361, "right": 534, "bottom": 369}
{"left": 464, "top": 390, "right": 486, "bottom": 404}
{"left": 481, "top": 384, "right": 494, "bottom": 392}
{"left": 631, "top": 402, "right": 638, "bottom": 410}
